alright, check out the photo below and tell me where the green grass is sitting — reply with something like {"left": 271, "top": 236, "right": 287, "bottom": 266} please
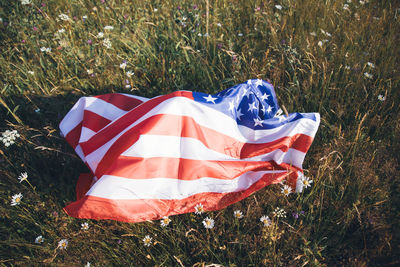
{"left": 0, "top": 0, "right": 399, "bottom": 265}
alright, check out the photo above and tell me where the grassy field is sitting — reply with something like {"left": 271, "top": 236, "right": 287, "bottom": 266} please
{"left": 0, "top": 0, "right": 399, "bottom": 266}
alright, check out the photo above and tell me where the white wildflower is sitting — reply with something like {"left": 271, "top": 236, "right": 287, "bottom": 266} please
{"left": 119, "top": 62, "right": 127, "bottom": 70}
{"left": 359, "top": 0, "right": 365, "bottom": 5}
{"left": 321, "top": 29, "right": 332, "bottom": 37}
{"left": 104, "top": 25, "right": 114, "bottom": 31}
{"left": 18, "top": 172, "right": 28, "bottom": 183}
{"left": 238, "top": 33, "right": 243, "bottom": 37}
{"left": 198, "top": 33, "right": 202, "bottom": 37}
{"left": 11, "top": 193, "right": 23, "bottom": 206}
{"left": 217, "top": 23, "right": 222, "bottom": 27}
{"left": 202, "top": 217, "right": 215, "bottom": 229}
{"left": 343, "top": 4, "right": 350, "bottom": 11}
{"left": 272, "top": 207, "right": 287, "bottom": 218}
{"left": 103, "top": 38, "right": 112, "bottom": 49}
{"left": 86, "top": 69, "right": 93, "bottom": 75}
{"left": 82, "top": 15, "right": 88, "bottom": 20}
{"left": 364, "top": 72, "right": 373, "bottom": 79}
{"left": 81, "top": 222, "right": 89, "bottom": 230}
{"left": 378, "top": 94, "right": 386, "bottom": 101}
{"left": 143, "top": 235, "right": 152, "bottom": 247}
{"left": 28, "top": 71, "right": 34, "bottom": 75}
{"left": 301, "top": 176, "right": 313, "bottom": 189}
{"left": 0, "top": 129, "right": 20, "bottom": 147}
{"left": 260, "top": 215, "right": 272, "bottom": 227}
{"left": 275, "top": 5, "right": 282, "bottom": 10}
{"left": 97, "top": 32, "right": 104, "bottom": 38}
{"left": 58, "top": 14, "right": 71, "bottom": 21}
{"left": 20, "top": 0, "right": 31, "bottom": 5}
{"left": 194, "top": 203, "right": 205, "bottom": 215}
{"left": 58, "top": 239, "right": 68, "bottom": 249}
{"left": 318, "top": 41, "right": 323, "bottom": 47}
{"left": 160, "top": 216, "right": 171, "bottom": 227}
{"left": 154, "top": 8, "right": 158, "bottom": 12}
{"left": 345, "top": 65, "right": 351, "bottom": 70}
{"left": 281, "top": 184, "right": 292, "bottom": 196}
{"left": 126, "top": 71, "right": 134, "bottom": 77}
{"left": 233, "top": 210, "right": 243, "bottom": 219}
{"left": 35, "top": 235, "right": 44, "bottom": 244}
{"left": 310, "top": 32, "right": 316, "bottom": 36}
{"left": 367, "top": 62, "right": 375, "bottom": 68}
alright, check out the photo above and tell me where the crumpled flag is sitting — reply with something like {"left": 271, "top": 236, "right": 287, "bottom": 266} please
{"left": 60, "top": 79, "right": 320, "bottom": 223}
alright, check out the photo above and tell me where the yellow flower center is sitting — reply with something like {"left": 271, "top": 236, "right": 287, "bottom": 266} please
{"left": 15, "top": 197, "right": 21, "bottom": 202}
{"left": 206, "top": 220, "right": 211, "bottom": 226}
{"left": 303, "top": 180, "right": 309, "bottom": 185}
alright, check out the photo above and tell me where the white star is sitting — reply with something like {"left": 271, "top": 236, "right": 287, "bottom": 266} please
{"left": 247, "top": 80, "right": 252, "bottom": 85}
{"left": 228, "top": 101, "right": 235, "bottom": 113}
{"left": 241, "top": 88, "right": 248, "bottom": 97}
{"left": 253, "top": 117, "right": 263, "bottom": 127}
{"left": 203, "top": 94, "right": 217, "bottom": 104}
{"left": 255, "top": 79, "right": 263, "bottom": 86}
{"left": 237, "top": 109, "right": 244, "bottom": 120}
{"left": 266, "top": 105, "right": 272, "bottom": 113}
{"left": 261, "top": 105, "right": 266, "bottom": 114}
{"left": 248, "top": 102, "right": 258, "bottom": 112}
{"left": 260, "top": 93, "right": 270, "bottom": 101}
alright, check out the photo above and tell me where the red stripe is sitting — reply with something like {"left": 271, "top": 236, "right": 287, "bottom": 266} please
{"left": 80, "top": 91, "right": 193, "bottom": 156}
{"left": 93, "top": 113, "right": 312, "bottom": 177}
{"left": 64, "top": 170, "right": 293, "bottom": 223}
{"left": 65, "top": 122, "right": 82, "bottom": 149}
{"left": 82, "top": 110, "right": 112, "bottom": 133}
{"left": 104, "top": 156, "right": 286, "bottom": 180}
{"left": 93, "top": 93, "right": 144, "bottom": 111}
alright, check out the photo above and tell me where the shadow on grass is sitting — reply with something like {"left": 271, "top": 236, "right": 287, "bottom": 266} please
{"left": 0, "top": 89, "right": 120, "bottom": 208}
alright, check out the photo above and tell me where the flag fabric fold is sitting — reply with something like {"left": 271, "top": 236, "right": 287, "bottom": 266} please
{"left": 60, "top": 79, "right": 320, "bottom": 223}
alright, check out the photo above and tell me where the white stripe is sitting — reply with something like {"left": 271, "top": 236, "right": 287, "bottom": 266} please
{"left": 120, "top": 135, "right": 306, "bottom": 168}
{"left": 86, "top": 170, "right": 287, "bottom": 200}
{"left": 84, "top": 96, "right": 318, "bottom": 172}
{"left": 80, "top": 127, "right": 97, "bottom": 143}
{"left": 59, "top": 96, "right": 128, "bottom": 136}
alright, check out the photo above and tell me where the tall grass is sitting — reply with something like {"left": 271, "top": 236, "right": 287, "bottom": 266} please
{"left": 0, "top": 0, "right": 399, "bottom": 265}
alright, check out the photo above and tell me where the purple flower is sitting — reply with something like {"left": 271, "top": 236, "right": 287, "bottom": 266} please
{"left": 292, "top": 212, "right": 299, "bottom": 219}
{"left": 125, "top": 79, "right": 129, "bottom": 84}
{"left": 41, "top": 3, "right": 45, "bottom": 7}
{"left": 33, "top": 26, "right": 38, "bottom": 31}
{"left": 217, "top": 43, "right": 223, "bottom": 49}
{"left": 87, "top": 39, "right": 92, "bottom": 45}
{"left": 177, "top": 5, "right": 182, "bottom": 10}
{"left": 192, "top": 4, "right": 198, "bottom": 9}
{"left": 22, "top": 39, "right": 26, "bottom": 43}
{"left": 101, "top": 0, "right": 106, "bottom": 3}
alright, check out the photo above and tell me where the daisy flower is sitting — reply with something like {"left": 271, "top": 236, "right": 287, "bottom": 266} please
{"left": 260, "top": 215, "right": 272, "bottom": 227}
{"left": 364, "top": 72, "right": 373, "bottom": 79}
{"left": 233, "top": 210, "right": 243, "bottom": 219}
{"left": 126, "top": 71, "right": 134, "bottom": 77}
{"left": 194, "top": 203, "right": 204, "bottom": 215}
{"left": 18, "top": 172, "right": 28, "bottom": 183}
{"left": 281, "top": 184, "right": 292, "bottom": 196}
{"left": 104, "top": 25, "right": 114, "bottom": 30}
{"left": 202, "top": 217, "right": 215, "bottom": 229}
{"left": 301, "top": 176, "right": 313, "bottom": 189}
{"left": 378, "top": 94, "right": 386, "bottom": 101}
{"left": 143, "top": 235, "right": 152, "bottom": 247}
{"left": 35, "top": 235, "right": 44, "bottom": 244}
{"left": 97, "top": 32, "right": 104, "bottom": 38}
{"left": 11, "top": 193, "right": 23, "bottom": 206}
{"left": 160, "top": 216, "right": 171, "bottom": 227}
{"left": 58, "top": 239, "right": 68, "bottom": 249}
{"left": 275, "top": 5, "right": 283, "bottom": 10}
{"left": 367, "top": 62, "right": 375, "bottom": 68}
{"left": 81, "top": 222, "right": 89, "bottom": 230}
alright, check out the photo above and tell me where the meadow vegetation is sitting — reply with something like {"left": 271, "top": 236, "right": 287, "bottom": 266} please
{"left": 0, "top": 0, "right": 399, "bottom": 265}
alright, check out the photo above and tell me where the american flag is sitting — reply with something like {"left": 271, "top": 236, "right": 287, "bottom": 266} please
{"left": 60, "top": 79, "right": 320, "bottom": 222}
